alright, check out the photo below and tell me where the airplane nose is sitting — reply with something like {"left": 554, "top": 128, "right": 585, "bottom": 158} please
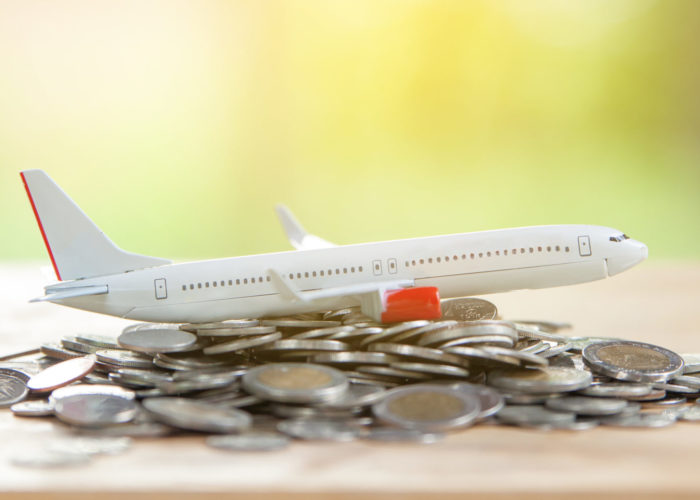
{"left": 607, "top": 239, "right": 648, "bottom": 276}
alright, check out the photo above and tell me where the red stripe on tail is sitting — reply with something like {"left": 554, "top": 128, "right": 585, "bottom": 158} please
{"left": 20, "top": 172, "right": 62, "bottom": 281}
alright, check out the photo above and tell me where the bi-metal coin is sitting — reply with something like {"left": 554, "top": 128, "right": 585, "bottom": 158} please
{"left": 242, "top": 363, "right": 349, "bottom": 404}
{"left": 583, "top": 341, "right": 684, "bottom": 383}
{"left": 372, "top": 384, "right": 481, "bottom": 432}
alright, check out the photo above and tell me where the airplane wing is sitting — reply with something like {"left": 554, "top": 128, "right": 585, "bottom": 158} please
{"left": 268, "top": 269, "right": 440, "bottom": 323}
{"left": 275, "top": 205, "right": 336, "bottom": 250}
{"left": 30, "top": 284, "right": 108, "bottom": 303}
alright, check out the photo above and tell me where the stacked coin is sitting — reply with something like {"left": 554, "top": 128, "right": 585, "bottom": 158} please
{"left": 3, "top": 297, "right": 700, "bottom": 467}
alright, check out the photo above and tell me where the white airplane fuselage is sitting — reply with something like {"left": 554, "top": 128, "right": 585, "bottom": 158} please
{"left": 47, "top": 224, "right": 647, "bottom": 323}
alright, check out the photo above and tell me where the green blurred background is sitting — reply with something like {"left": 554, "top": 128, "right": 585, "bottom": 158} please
{"left": 1, "top": 0, "right": 698, "bottom": 264}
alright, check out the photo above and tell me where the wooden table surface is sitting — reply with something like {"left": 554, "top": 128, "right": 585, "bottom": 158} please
{"left": 1, "top": 261, "right": 699, "bottom": 499}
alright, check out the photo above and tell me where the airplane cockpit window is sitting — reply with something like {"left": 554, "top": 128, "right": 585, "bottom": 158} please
{"left": 610, "top": 234, "right": 631, "bottom": 242}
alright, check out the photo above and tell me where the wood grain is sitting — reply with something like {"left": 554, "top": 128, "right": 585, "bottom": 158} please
{"left": 1, "top": 261, "right": 699, "bottom": 499}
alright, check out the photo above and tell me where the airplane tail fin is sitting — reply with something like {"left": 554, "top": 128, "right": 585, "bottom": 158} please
{"left": 21, "top": 170, "right": 170, "bottom": 281}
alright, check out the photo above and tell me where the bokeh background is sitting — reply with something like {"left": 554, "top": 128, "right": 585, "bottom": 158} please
{"left": 1, "top": 0, "right": 698, "bottom": 264}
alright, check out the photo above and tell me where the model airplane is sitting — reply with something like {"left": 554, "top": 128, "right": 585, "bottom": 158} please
{"left": 21, "top": 170, "right": 648, "bottom": 324}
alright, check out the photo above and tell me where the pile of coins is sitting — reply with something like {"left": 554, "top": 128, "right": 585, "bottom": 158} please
{"left": 2, "top": 297, "right": 700, "bottom": 467}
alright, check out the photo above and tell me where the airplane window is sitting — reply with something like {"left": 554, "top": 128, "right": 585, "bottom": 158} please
{"left": 311, "top": 271, "right": 316, "bottom": 277}
{"left": 297, "top": 273, "right": 302, "bottom": 279}
{"left": 213, "top": 281, "right": 217, "bottom": 287}
{"left": 329, "top": 269, "right": 333, "bottom": 274}
{"left": 412, "top": 260, "right": 416, "bottom": 266}
{"left": 437, "top": 257, "right": 441, "bottom": 263}
{"left": 445, "top": 256, "right": 450, "bottom": 261}
{"left": 461, "top": 254, "right": 466, "bottom": 260}
{"left": 198, "top": 283, "right": 202, "bottom": 288}
{"left": 251, "top": 278, "right": 255, "bottom": 283}
{"left": 428, "top": 258, "right": 433, "bottom": 263}
{"left": 320, "top": 270, "right": 325, "bottom": 276}
{"left": 555, "top": 246, "right": 561, "bottom": 251}
{"left": 343, "top": 268, "right": 348, "bottom": 274}
{"left": 513, "top": 248, "right": 517, "bottom": 254}
{"left": 236, "top": 279, "right": 240, "bottom": 285}
{"left": 182, "top": 285, "right": 186, "bottom": 291}
{"left": 419, "top": 259, "right": 424, "bottom": 265}
{"left": 520, "top": 248, "right": 525, "bottom": 254}
{"left": 565, "top": 247, "right": 570, "bottom": 252}
{"left": 358, "top": 266, "right": 363, "bottom": 272}
{"left": 190, "top": 284, "right": 194, "bottom": 290}
{"left": 305, "top": 272, "right": 309, "bottom": 278}
{"left": 228, "top": 280, "right": 233, "bottom": 286}
{"left": 205, "top": 282, "right": 210, "bottom": 288}
{"left": 470, "top": 253, "right": 475, "bottom": 259}
{"left": 405, "top": 261, "right": 409, "bottom": 267}
{"left": 478, "top": 253, "right": 483, "bottom": 258}
{"left": 537, "top": 247, "right": 542, "bottom": 252}
{"left": 529, "top": 248, "right": 534, "bottom": 253}
{"left": 547, "top": 247, "right": 551, "bottom": 252}
{"left": 243, "top": 279, "right": 248, "bottom": 284}
{"left": 486, "top": 252, "right": 491, "bottom": 257}
{"left": 504, "top": 250, "right": 508, "bottom": 255}
{"left": 267, "top": 276, "right": 271, "bottom": 282}
{"left": 351, "top": 267, "right": 355, "bottom": 273}
{"left": 454, "top": 255, "right": 458, "bottom": 260}
{"left": 259, "top": 276, "right": 263, "bottom": 282}
{"left": 495, "top": 250, "right": 500, "bottom": 256}
{"left": 289, "top": 273, "right": 294, "bottom": 279}
{"left": 623, "top": 234, "right": 630, "bottom": 240}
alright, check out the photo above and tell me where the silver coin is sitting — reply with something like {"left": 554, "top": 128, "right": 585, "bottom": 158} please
{"left": 290, "top": 325, "right": 356, "bottom": 340}
{"left": 390, "top": 321, "right": 458, "bottom": 344}
{"left": 96, "top": 349, "right": 154, "bottom": 369}
{"left": 440, "top": 297, "right": 498, "bottom": 321}
{"left": 652, "top": 382, "right": 699, "bottom": 394}
{"left": 681, "top": 354, "right": 700, "bottom": 374}
{"left": 51, "top": 384, "right": 138, "bottom": 427}
{"left": 358, "top": 321, "right": 431, "bottom": 347}
{"left": 41, "top": 343, "right": 81, "bottom": 360}
{"left": 601, "top": 413, "right": 676, "bottom": 428}
{"left": 0, "top": 369, "right": 29, "bottom": 408}
{"left": 668, "top": 374, "right": 700, "bottom": 390}
{"left": 487, "top": 367, "right": 592, "bottom": 393}
{"left": 579, "top": 382, "right": 653, "bottom": 398}
{"left": 513, "top": 323, "right": 569, "bottom": 343}
{"left": 496, "top": 405, "right": 576, "bottom": 426}
{"left": 61, "top": 336, "right": 101, "bottom": 354}
{"left": 502, "top": 392, "right": 563, "bottom": 405}
{"left": 418, "top": 321, "right": 517, "bottom": 347}
{"left": 197, "top": 325, "right": 277, "bottom": 337}
{"left": 372, "top": 384, "right": 480, "bottom": 431}
{"left": 568, "top": 336, "right": 625, "bottom": 353}
{"left": 480, "top": 346, "right": 548, "bottom": 367}
{"left": 206, "top": 432, "right": 291, "bottom": 452}
{"left": 180, "top": 319, "right": 260, "bottom": 332}
{"left": 443, "top": 346, "right": 522, "bottom": 368}
{"left": 363, "top": 428, "right": 443, "bottom": 443}
{"left": 390, "top": 362, "right": 469, "bottom": 378}
{"left": 277, "top": 419, "right": 359, "bottom": 441}
{"left": 27, "top": 354, "right": 96, "bottom": 392}
{"left": 545, "top": 396, "right": 628, "bottom": 416}
{"left": 74, "top": 334, "right": 121, "bottom": 349}
{"left": 118, "top": 328, "right": 197, "bottom": 354}
{"left": 583, "top": 341, "right": 684, "bottom": 383}
{"left": 368, "top": 343, "right": 466, "bottom": 367}
{"left": 448, "top": 382, "right": 504, "bottom": 419}
{"left": 437, "top": 334, "right": 515, "bottom": 349}
{"left": 356, "top": 365, "right": 432, "bottom": 381}
{"left": 142, "top": 397, "right": 252, "bottom": 433}
{"left": 311, "top": 351, "right": 398, "bottom": 366}
{"left": 203, "top": 332, "right": 282, "bottom": 355}
{"left": 242, "top": 363, "right": 348, "bottom": 404}
{"left": 11, "top": 399, "right": 54, "bottom": 417}
{"left": 255, "top": 339, "right": 350, "bottom": 354}
{"left": 261, "top": 319, "right": 341, "bottom": 328}
{"left": 319, "top": 382, "right": 387, "bottom": 409}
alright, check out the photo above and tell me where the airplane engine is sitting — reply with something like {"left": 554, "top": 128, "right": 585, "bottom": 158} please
{"left": 381, "top": 287, "right": 441, "bottom": 323}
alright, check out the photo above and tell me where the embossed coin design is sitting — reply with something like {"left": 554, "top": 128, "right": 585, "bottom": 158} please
{"left": 583, "top": 341, "right": 684, "bottom": 382}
